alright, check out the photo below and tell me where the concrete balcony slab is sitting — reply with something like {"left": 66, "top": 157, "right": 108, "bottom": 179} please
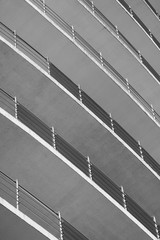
{"left": 0, "top": 113, "right": 152, "bottom": 240}
{"left": 0, "top": 41, "right": 160, "bottom": 222}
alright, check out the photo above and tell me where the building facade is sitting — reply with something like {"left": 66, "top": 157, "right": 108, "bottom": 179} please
{"left": 0, "top": 0, "right": 160, "bottom": 239}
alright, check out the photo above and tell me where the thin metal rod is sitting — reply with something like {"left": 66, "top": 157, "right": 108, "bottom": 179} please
{"left": 16, "top": 179, "right": 19, "bottom": 210}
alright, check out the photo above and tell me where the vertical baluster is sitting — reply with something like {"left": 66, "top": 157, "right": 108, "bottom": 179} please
{"left": 109, "top": 113, "right": 114, "bottom": 131}
{"left": 14, "top": 96, "right": 18, "bottom": 119}
{"left": 16, "top": 179, "right": 19, "bottom": 210}
{"left": 153, "top": 216, "right": 160, "bottom": 239}
{"left": 58, "top": 211, "right": 63, "bottom": 240}
{"left": 149, "top": 29, "right": 152, "bottom": 38}
{"left": 138, "top": 141, "right": 144, "bottom": 159}
{"left": 138, "top": 50, "right": 142, "bottom": 61}
{"left": 43, "top": 0, "right": 46, "bottom": 13}
{"left": 121, "top": 186, "right": 127, "bottom": 210}
{"left": 130, "top": 8, "right": 133, "bottom": 15}
{"left": 91, "top": 1, "right": 94, "bottom": 13}
{"left": 99, "top": 52, "right": 103, "bottom": 66}
{"left": 115, "top": 26, "right": 119, "bottom": 36}
{"left": 78, "top": 84, "right": 82, "bottom": 102}
{"left": 126, "top": 79, "right": 130, "bottom": 92}
{"left": 47, "top": 57, "right": 50, "bottom": 74}
{"left": 151, "top": 104, "right": 156, "bottom": 119}
{"left": 14, "top": 30, "right": 16, "bottom": 47}
{"left": 52, "top": 127, "right": 56, "bottom": 149}
{"left": 87, "top": 156, "right": 92, "bottom": 179}
{"left": 72, "top": 26, "right": 75, "bottom": 40}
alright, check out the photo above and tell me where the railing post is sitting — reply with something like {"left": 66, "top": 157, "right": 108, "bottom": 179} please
{"left": 52, "top": 127, "right": 56, "bottom": 149}
{"left": 78, "top": 84, "right": 82, "bottom": 102}
{"left": 47, "top": 57, "right": 50, "bottom": 75}
{"left": 14, "top": 96, "right": 18, "bottom": 119}
{"left": 42, "top": 0, "right": 46, "bottom": 13}
{"left": 130, "top": 8, "right": 133, "bottom": 15}
{"left": 121, "top": 186, "right": 127, "bottom": 210}
{"left": 109, "top": 113, "right": 114, "bottom": 131}
{"left": 58, "top": 211, "right": 63, "bottom": 240}
{"left": 14, "top": 30, "right": 16, "bottom": 47}
{"left": 87, "top": 156, "right": 92, "bottom": 179}
{"left": 72, "top": 26, "right": 75, "bottom": 40}
{"left": 151, "top": 104, "right": 156, "bottom": 119}
{"left": 16, "top": 179, "right": 19, "bottom": 210}
{"left": 149, "top": 30, "right": 152, "bottom": 38}
{"left": 153, "top": 216, "right": 160, "bottom": 239}
{"left": 138, "top": 140, "right": 144, "bottom": 159}
{"left": 99, "top": 52, "right": 103, "bottom": 66}
{"left": 138, "top": 50, "right": 142, "bottom": 61}
{"left": 126, "top": 79, "right": 130, "bottom": 92}
{"left": 115, "top": 26, "right": 119, "bottom": 36}
{"left": 91, "top": 1, "right": 94, "bottom": 12}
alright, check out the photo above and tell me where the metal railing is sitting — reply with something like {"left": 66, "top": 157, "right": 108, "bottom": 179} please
{"left": 0, "top": 170, "right": 60, "bottom": 238}
{"left": 1, "top": 21, "right": 160, "bottom": 177}
{"left": 1, "top": 20, "right": 160, "bottom": 177}
{"left": 23, "top": 1, "right": 160, "bottom": 125}
{"left": 0, "top": 169, "right": 92, "bottom": 240}
{"left": 116, "top": 0, "right": 160, "bottom": 49}
{"left": 78, "top": 0, "right": 160, "bottom": 83}
{"left": 143, "top": 0, "right": 160, "bottom": 21}
{"left": 0, "top": 22, "right": 48, "bottom": 72}
{"left": 1, "top": 19, "right": 160, "bottom": 164}
{"left": 0, "top": 87, "right": 159, "bottom": 238}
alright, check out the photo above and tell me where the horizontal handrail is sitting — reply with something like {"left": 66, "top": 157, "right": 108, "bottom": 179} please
{"left": 0, "top": 170, "right": 91, "bottom": 239}
{"left": 1, "top": 20, "right": 160, "bottom": 168}
{"left": 49, "top": 62, "right": 80, "bottom": 99}
{"left": 1, "top": 20, "right": 160, "bottom": 178}
{"left": 125, "top": 194, "right": 157, "bottom": 237}
{"left": 0, "top": 22, "right": 48, "bottom": 72}
{"left": 0, "top": 171, "right": 60, "bottom": 236}
{"left": 0, "top": 87, "right": 159, "bottom": 238}
{"left": 23, "top": 1, "right": 160, "bottom": 128}
{"left": 55, "top": 134, "right": 89, "bottom": 176}
{"left": 91, "top": 164, "right": 123, "bottom": 206}
{"left": 78, "top": 0, "right": 160, "bottom": 83}
{"left": 143, "top": 0, "right": 160, "bottom": 21}
{"left": 61, "top": 218, "right": 89, "bottom": 240}
{"left": 116, "top": 0, "right": 160, "bottom": 49}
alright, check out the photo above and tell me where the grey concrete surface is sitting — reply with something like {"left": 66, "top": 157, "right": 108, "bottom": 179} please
{"left": 0, "top": 0, "right": 160, "bottom": 162}
{"left": 0, "top": 204, "right": 49, "bottom": 240}
{"left": 0, "top": 0, "right": 160, "bottom": 238}
{"left": 1, "top": 0, "right": 160, "bottom": 159}
{"left": 151, "top": 0, "right": 160, "bottom": 13}
{"left": 0, "top": 42, "right": 160, "bottom": 223}
{"left": 44, "top": 0, "right": 160, "bottom": 113}
{"left": 121, "top": 0, "right": 160, "bottom": 40}
{"left": 0, "top": 114, "right": 152, "bottom": 240}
